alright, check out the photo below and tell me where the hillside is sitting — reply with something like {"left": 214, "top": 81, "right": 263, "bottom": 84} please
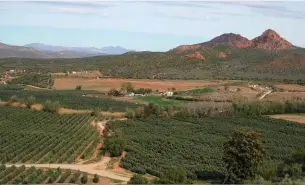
{"left": 0, "top": 42, "right": 102, "bottom": 59}
{"left": 24, "top": 43, "right": 130, "bottom": 55}
{"left": 1, "top": 29, "right": 305, "bottom": 81}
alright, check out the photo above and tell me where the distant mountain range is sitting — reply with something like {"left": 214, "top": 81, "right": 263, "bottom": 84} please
{"left": 0, "top": 42, "right": 131, "bottom": 59}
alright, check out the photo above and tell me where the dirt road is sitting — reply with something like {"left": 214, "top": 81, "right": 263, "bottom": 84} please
{"left": 6, "top": 157, "right": 132, "bottom": 183}
{"left": 259, "top": 90, "right": 272, "bottom": 100}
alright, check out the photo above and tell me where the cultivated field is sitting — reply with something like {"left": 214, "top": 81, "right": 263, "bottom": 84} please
{"left": 108, "top": 116, "right": 305, "bottom": 178}
{"left": 276, "top": 84, "right": 305, "bottom": 92}
{"left": 53, "top": 78, "right": 233, "bottom": 91}
{"left": 0, "top": 106, "right": 99, "bottom": 164}
{"left": 0, "top": 165, "right": 111, "bottom": 184}
{"left": 269, "top": 114, "right": 305, "bottom": 124}
{"left": 266, "top": 92, "right": 305, "bottom": 101}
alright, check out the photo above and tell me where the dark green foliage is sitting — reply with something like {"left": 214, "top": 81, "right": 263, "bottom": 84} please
{"left": 81, "top": 173, "right": 88, "bottom": 184}
{"left": 104, "top": 136, "right": 126, "bottom": 157}
{"left": 0, "top": 89, "right": 138, "bottom": 111}
{"left": 233, "top": 100, "right": 305, "bottom": 116}
{"left": 134, "top": 88, "right": 152, "bottom": 94}
{"left": 128, "top": 174, "right": 148, "bottom": 184}
{"left": 277, "top": 149, "right": 305, "bottom": 179}
{"left": 75, "top": 85, "right": 82, "bottom": 90}
{"left": 93, "top": 174, "right": 99, "bottom": 183}
{"left": 1, "top": 47, "right": 305, "bottom": 81}
{"left": 109, "top": 117, "right": 305, "bottom": 180}
{"left": 42, "top": 100, "right": 60, "bottom": 113}
{"left": 222, "top": 130, "right": 264, "bottom": 184}
{"left": 121, "top": 82, "right": 135, "bottom": 93}
{"left": 155, "top": 167, "right": 190, "bottom": 184}
{"left": 0, "top": 106, "right": 99, "bottom": 163}
{"left": 25, "top": 96, "right": 36, "bottom": 108}
{"left": 10, "top": 73, "right": 53, "bottom": 88}
{"left": 108, "top": 88, "right": 121, "bottom": 96}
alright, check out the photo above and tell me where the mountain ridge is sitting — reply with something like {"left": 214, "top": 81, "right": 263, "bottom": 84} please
{"left": 172, "top": 29, "right": 293, "bottom": 53}
{"left": 24, "top": 43, "right": 131, "bottom": 55}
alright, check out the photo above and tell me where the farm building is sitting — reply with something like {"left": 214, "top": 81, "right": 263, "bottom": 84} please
{"left": 161, "top": 91, "right": 173, "bottom": 97}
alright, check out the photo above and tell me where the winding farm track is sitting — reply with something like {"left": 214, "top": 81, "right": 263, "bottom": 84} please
{"left": 258, "top": 90, "right": 272, "bottom": 100}
{"left": 5, "top": 157, "right": 132, "bottom": 183}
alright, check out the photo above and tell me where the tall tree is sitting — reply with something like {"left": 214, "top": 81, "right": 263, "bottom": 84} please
{"left": 223, "top": 130, "right": 264, "bottom": 184}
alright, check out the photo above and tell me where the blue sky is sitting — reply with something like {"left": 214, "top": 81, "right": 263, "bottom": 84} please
{"left": 0, "top": 1, "right": 304, "bottom": 51}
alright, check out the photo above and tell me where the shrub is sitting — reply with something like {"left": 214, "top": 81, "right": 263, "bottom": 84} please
{"left": 81, "top": 173, "right": 88, "bottom": 184}
{"left": 108, "top": 89, "right": 121, "bottom": 96}
{"left": 128, "top": 174, "right": 148, "bottom": 184}
{"left": 93, "top": 174, "right": 99, "bottom": 183}
{"left": 75, "top": 85, "right": 82, "bottom": 90}
{"left": 104, "top": 136, "right": 126, "bottom": 157}
{"left": 126, "top": 108, "right": 136, "bottom": 119}
{"left": 25, "top": 96, "right": 36, "bottom": 108}
{"left": 42, "top": 100, "right": 60, "bottom": 113}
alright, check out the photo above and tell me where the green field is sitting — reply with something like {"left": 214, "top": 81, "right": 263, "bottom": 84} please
{"left": 0, "top": 106, "right": 99, "bottom": 163}
{"left": 177, "top": 87, "right": 215, "bottom": 96}
{"left": 108, "top": 116, "right": 305, "bottom": 179}
{"left": 0, "top": 85, "right": 138, "bottom": 111}
{"left": 133, "top": 96, "right": 176, "bottom": 105}
{"left": 0, "top": 165, "right": 102, "bottom": 184}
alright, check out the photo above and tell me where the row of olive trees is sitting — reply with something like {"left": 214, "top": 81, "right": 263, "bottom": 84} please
{"left": 6, "top": 95, "right": 36, "bottom": 108}
{"left": 127, "top": 130, "right": 305, "bottom": 184}
{"left": 125, "top": 103, "right": 174, "bottom": 119}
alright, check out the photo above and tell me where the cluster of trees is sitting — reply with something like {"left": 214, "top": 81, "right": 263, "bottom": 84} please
{"left": 103, "top": 136, "right": 127, "bottom": 157}
{"left": 108, "top": 82, "right": 153, "bottom": 96}
{"left": 126, "top": 103, "right": 174, "bottom": 118}
{"left": 9, "top": 73, "right": 54, "bottom": 89}
{"left": 5, "top": 95, "right": 36, "bottom": 108}
{"left": 233, "top": 99, "right": 305, "bottom": 116}
{"left": 42, "top": 100, "right": 61, "bottom": 113}
{"left": 0, "top": 88, "right": 138, "bottom": 111}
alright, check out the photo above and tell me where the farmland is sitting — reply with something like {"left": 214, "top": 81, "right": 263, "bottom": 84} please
{"left": 0, "top": 106, "right": 99, "bottom": 164}
{"left": 0, "top": 165, "right": 109, "bottom": 184}
{"left": 0, "top": 87, "right": 138, "bottom": 111}
{"left": 53, "top": 78, "right": 230, "bottom": 91}
{"left": 108, "top": 116, "right": 305, "bottom": 179}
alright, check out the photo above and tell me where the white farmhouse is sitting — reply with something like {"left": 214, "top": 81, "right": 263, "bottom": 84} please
{"left": 164, "top": 91, "right": 173, "bottom": 97}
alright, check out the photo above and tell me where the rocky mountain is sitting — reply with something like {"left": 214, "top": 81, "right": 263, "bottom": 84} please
{"left": 24, "top": 43, "right": 130, "bottom": 55}
{"left": 172, "top": 29, "right": 292, "bottom": 53}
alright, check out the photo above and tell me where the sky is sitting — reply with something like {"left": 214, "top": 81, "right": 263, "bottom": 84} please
{"left": 0, "top": 1, "right": 305, "bottom": 51}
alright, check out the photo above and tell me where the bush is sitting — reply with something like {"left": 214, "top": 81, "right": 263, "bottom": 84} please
{"left": 75, "top": 85, "right": 82, "bottom": 90}
{"left": 108, "top": 89, "right": 121, "bottom": 96}
{"left": 126, "top": 108, "right": 136, "bottom": 119}
{"left": 93, "top": 174, "right": 99, "bottom": 183}
{"left": 128, "top": 174, "right": 148, "bottom": 184}
{"left": 104, "top": 136, "right": 126, "bottom": 157}
{"left": 42, "top": 100, "right": 60, "bottom": 113}
{"left": 81, "top": 173, "right": 88, "bottom": 184}
{"left": 9, "top": 95, "right": 19, "bottom": 103}
{"left": 25, "top": 96, "right": 36, "bottom": 108}
{"left": 91, "top": 108, "right": 101, "bottom": 117}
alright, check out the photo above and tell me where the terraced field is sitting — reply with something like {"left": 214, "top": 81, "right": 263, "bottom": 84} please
{"left": 0, "top": 106, "right": 99, "bottom": 164}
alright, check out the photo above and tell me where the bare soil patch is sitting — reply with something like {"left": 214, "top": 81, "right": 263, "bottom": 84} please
{"left": 54, "top": 78, "right": 233, "bottom": 91}
{"left": 276, "top": 84, "right": 305, "bottom": 92}
{"left": 269, "top": 114, "right": 305, "bottom": 124}
{"left": 266, "top": 92, "right": 305, "bottom": 101}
